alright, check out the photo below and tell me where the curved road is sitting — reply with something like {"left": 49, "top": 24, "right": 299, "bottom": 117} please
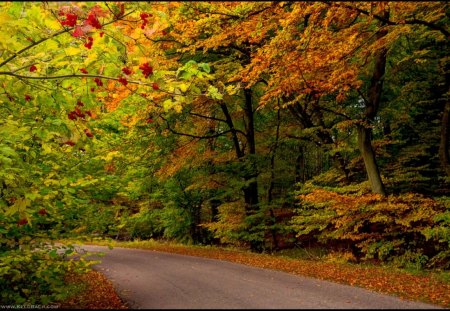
{"left": 79, "top": 245, "right": 440, "bottom": 309}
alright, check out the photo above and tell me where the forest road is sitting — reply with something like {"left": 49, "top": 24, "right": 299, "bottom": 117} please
{"left": 78, "top": 245, "right": 441, "bottom": 309}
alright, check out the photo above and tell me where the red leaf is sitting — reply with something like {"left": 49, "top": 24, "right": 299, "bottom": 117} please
{"left": 80, "top": 68, "right": 88, "bottom": 74}
{"left": 90, "top": 5, "right": 108, "bottom": 17}
{"left": 77, "top": 100, "right": 84, "bottom": 106}
{"left": 99, "top": 31, "right": 105, "bottom": 37}
{"left": 38, "top": 209, "right": 47, "bottom": 216}
{"left": 29, "top": 65, "right": 37, "bottom": 72}
{"left": 84, "top": 41, "right": 93, "bottom": 49}
{"left": 64, "top": 140, "right": 76, "bottom": 146}
{"left": 146, "top": 118, "right": 153, "bottom": 123}
{"left": 86, "top": 13, "right": 102, "bottom": 29}
{"left": 25, "top": 95, "right": 32, "bottom": 101}
{"left": 152, "top": 82, "right": 159, "bottom": 90}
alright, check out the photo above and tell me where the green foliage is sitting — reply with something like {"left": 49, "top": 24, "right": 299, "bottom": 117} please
{"left": 0, "top": 244, "right": 94, "bottom": 304}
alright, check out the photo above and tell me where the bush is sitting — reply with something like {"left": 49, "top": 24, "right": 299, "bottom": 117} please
{"left": 0, "top": 244, "right": 93, "bottom": 304}
{"left": 291, "top": 189, "right": 449, "bottom": 269}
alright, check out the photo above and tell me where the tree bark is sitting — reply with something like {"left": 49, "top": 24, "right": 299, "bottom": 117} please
{"left": 357, "top": 11, "right": 389, "bottom": 196}
{"left": 439, "top": 101, "right": 450, "bottom": 177}
{"left": 267, "top": 108, "right": 281, "bottom": 250}
{"left": 220, "top": 93, "right": 262, "bottom": 252}
{"left": 357, "top": 124, "right": 386, "bottom": 195}
{"left": 243, "top": 89, "right": 262, "bottom": 252}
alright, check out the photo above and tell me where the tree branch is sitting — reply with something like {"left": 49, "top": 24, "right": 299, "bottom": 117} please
{"left": 0, "top": 9, "right": 136, "bottom": 69}
{"left": 0, "top": 72, "right": 153, "bottom": 87}
{"left": 327, "top": 2, "right": 449, "bottom": 38}
{"left": 188, "top": 111, "right": 227, "bottom": 123}
{"left": 161, "top": 115, "right": 233, "bottom": 139}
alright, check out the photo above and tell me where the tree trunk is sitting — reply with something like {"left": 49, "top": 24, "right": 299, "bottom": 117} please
{"left": 220, "top": 92, "right": 262, "bottom": 252}
{"left": 267, "top": 108, "right": 281, "bottom": 251}
{"left": 357, "top": 11, "right": 389, "bottom": 196}
{"left": 243, "top": 88, "right": 262, "bottom": 252}
{"left": 288, "top": 101, "right": 350, "bottom": 182}
{"left": 439, "top": 101, "right": 450, "bottom": 177}
{"left": 357, "top": 124, "right": 386, "bottom": 196}
{"left": 295, "top": 148, "right": 306, "bottom": 183}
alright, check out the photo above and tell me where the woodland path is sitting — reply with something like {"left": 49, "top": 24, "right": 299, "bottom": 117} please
{"left": 79, "top": 245, "right": 441, "bottom": 309}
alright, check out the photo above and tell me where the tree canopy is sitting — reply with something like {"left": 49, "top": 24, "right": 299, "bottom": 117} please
{"left": 0, "top": 1, "right": 448, "bottom": 304}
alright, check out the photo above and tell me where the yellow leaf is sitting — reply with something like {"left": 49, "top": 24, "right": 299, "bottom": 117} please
{"left": 65, "top": 46, "right": 80, "bottom": 56}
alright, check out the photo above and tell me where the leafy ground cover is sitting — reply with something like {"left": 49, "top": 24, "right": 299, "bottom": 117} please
{"left": 59, "top": 270, "right": 127, "bottom": 309}
{"left": 62, "top": 238, "right": 449, "bottom": 308}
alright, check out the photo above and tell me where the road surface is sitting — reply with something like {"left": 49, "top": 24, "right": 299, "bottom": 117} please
{"left": 78, "top": 245, "right": 441, "bottom": 309}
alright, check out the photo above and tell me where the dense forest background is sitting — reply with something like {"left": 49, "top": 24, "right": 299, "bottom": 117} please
{"left": 0, "top": 2, "right": 448, "bottom": 304}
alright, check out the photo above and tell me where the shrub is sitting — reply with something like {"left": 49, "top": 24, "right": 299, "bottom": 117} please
{"left": 291, "top": 189, "right": 449, "bottom": 269}
{"left": 0, "top": 244, "right": 93, "bottom": 304}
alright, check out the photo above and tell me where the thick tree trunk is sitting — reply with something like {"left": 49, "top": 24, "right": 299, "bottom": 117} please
{"left": 357, "top": 125, "right": 386, "bottom": 196}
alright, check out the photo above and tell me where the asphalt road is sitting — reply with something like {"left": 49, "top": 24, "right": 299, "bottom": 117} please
{"left": 78, "top": 245, "right": 441, "bottom": 309}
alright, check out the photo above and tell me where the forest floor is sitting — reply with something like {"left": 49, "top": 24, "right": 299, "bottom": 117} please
{"left": 59, "top": 238, "right": 449, "bottom": 309}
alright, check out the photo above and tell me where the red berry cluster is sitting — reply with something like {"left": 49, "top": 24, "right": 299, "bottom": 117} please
{"left": 29, "top": 65, "right": 37, "bottom": 72}
{"left": 94, "top": 77, "right": 103, "bottom": 86}
{"left": 84, "top": 128, "right": 94, "bottom": 138}
{"left": 122, "top": 66, "right": 133, "bottom": 75}
{"left": 140, "top": 12, "right": 152, "bottom": 29}
{"left": 80, "top": 68, "right": 88, "bottom": 74}
{"left": 139, "top": 62, "right": 153, "bottom": 78}
{"left": 67, "top": 100, "right": 92, "bottom": 121}
{"left": 84, "top": 36, "right": 94, "bottom": 49}
{"left": 118, "top": 76, "right": 128, "bottom": 86}
{"left": 60, "top": 12, "right": 78, "bottom": 27}
{"left": 17, "top": 218, "right": 28, "bottom": 226}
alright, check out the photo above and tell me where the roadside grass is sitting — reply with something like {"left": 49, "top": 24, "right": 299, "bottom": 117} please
{"left": 60, "top": 237, "right": 449, "bottom": 308}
